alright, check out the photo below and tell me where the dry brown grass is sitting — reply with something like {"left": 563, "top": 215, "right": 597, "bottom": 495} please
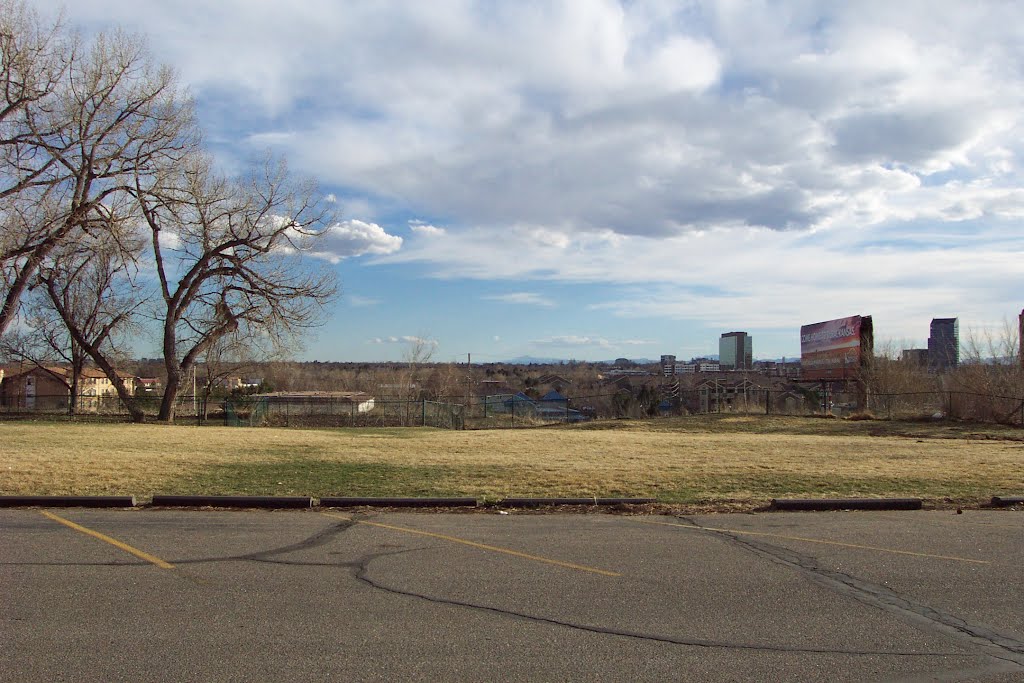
{"left": 2, "top": 415, "right": 1022, "bottom": 505}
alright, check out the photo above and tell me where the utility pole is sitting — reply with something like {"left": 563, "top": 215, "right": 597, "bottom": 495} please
{"left": 466, "top": 353, "right": 472, "bottom": 418}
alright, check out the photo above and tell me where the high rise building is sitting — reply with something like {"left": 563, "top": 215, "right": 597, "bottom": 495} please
{"left": 927, "top": 318, "right": 959, "bottom": 372}
{"left": 719, "top": 332, "right": 752, "bottom": 370}
{"left": 660, "top": 355, "right": 676, "bottom": 377}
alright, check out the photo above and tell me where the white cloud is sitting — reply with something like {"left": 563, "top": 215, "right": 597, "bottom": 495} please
{"left": 314, "top": 220, "right": 402, "bottom": 263}
{"left": 48, "top": 1, "right": 1024, "bottom": 240}
{"left": 483, "top": 292, "right": 556, "bottom": 308}
{"left": 345, "top": 295, "right": 380, "bottom": 307}
{"left": 409, "top": 221, "right": 446, "bottom": 237}
{"left": 156, "top": 229, "right": 182, "bottom": 251}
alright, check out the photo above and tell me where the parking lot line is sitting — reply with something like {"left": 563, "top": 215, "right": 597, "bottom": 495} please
{"left": 635, "top": 518, "right": 990, "bottom": 565}
{"left": 39, "top": 510, "right": 175, "bottom": 570}
{"left": 321, "top": 512, "right": 621, "bottom": 577}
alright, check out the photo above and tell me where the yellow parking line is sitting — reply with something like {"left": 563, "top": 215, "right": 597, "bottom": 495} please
{"left": 636, "top": 518, "right": 989, "bottom": 565}
{"left": 321, "top": 512, "right": 620, "bottom": 577}
{"left": 40, "top": 510, "right": 175, "bottom": 570}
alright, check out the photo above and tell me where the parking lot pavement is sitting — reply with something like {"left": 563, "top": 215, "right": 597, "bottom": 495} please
{"left": 1, "top": 508, "right": 1022, "bottom": 682}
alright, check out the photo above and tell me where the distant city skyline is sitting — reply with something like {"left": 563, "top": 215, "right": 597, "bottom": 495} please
{"left": 32, "top": 1, "right": 1024, "bottom": 362}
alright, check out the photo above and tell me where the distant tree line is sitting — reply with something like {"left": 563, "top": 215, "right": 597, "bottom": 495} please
{"left": 0, "top": 1, "right": 337, "bottom": 422}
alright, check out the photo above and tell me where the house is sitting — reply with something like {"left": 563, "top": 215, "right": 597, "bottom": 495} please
{"left": 137, "top": 377, "right": 163, "bottom": 393}
{"left": 770, "top": 389, "right": 807, "bottom": 414}
{"left": 533, "top": 389, "right": 590, "bottom": 422}
{"left": 79, "top": 367, "right": 135, "bottom": 402}
{"left": 538, "top": 374, "right": 572, "bottom": 388}
{"left": 0, "top": 366, "right": 69, "bottom": 410}
{"left": 694, "top": 378, "right": 765, "bottom": 413}
{"left": 599, "top": 375, "right": 635, "bottom": 392}
{"left": 0, "top": 365, "right": 134, "bottom": 411}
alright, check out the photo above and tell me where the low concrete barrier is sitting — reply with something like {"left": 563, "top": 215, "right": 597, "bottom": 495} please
{"left": 150, "top": 495, "right": 312, "bottom": 509}
{"left": 497, "top": 497, "right": 656, "bottom": 508}
{"left": 0, "top": 495, "right": 137, "bottom": 508}
{"left": 319, "top": 497, "right": 478, "bottom": 508}
{"left": 770, "top": 498, "right": 922, "bottom": 512}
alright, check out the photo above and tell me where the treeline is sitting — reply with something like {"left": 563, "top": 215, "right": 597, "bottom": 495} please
{"left": 864, "top": 330, "right": 1023, "bottom": 424}
{"left": 0, "top": 2, "right": 336, "bottom": 422}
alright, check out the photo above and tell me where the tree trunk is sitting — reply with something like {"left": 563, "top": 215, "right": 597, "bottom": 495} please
{"left": 46, "top": 293, "right": 146, "bottom": 423}
{"left": 158, "top": 369, "right": 180, "bottom": 422}
{"left": 93, "top": 360, "right": 145, "bottom": 423}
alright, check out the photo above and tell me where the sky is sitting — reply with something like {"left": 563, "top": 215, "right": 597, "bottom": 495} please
{"left": 35, "top": 0, "right": 1024, "bottom": 363}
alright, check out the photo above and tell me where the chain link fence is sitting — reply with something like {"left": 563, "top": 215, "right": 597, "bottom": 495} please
{"left": 223, "top": 396, "right": 464, "bottom": 429}
{"left": 2, "top": 388, "right": 1022, "bottom": 428}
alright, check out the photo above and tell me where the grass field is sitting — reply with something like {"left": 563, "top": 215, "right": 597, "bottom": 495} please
{"left": 2, "top": 415, "right": 1022, "bottom": 509}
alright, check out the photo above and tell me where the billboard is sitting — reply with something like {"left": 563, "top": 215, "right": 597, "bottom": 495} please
{"left": 800, "top": 315, "right": 873, "bottom": 381}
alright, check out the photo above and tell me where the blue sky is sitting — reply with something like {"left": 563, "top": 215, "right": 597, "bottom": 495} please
{"left": 38, "top": 0, "right": 1024, "bottom": 362}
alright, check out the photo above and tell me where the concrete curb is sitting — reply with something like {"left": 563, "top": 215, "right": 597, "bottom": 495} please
{"left": 149, "top": 495, "right": 312, "bottom": 509}
{"left": 496, "top": 497, "right": 657, "bottom": 508}
{"left": 770, "top": 497, "right": 923, "bottom": 512}
{"left": 0, "top": 495, "right": 137, "bottom": 508}
{"left": 319, "top": 497, "right": 478, "bottom": 508}
{"left": 991, "top": 496, "right": 1024, "bottom": 507}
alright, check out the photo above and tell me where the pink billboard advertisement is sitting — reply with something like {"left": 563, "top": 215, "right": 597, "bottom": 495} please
{"left": 800, "top": 315, "right": 873, "bottom": 380}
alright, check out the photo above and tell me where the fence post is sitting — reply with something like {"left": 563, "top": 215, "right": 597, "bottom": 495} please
{"left": 422, "top": 399, "right": 426, "bottom": 427}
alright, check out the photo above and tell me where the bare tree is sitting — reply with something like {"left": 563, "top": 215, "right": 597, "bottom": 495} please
{"left": 951, "top": 322, "right": 1023, "bottom": 424}
{"left": 0, "top": 0, "right": 68, "bottom": 200}
{"left": 396, "top": 335, "right": 436, "bottom": 401}
{"left": 1, "top": 24, "right": 194, "bottom": 337}
{"left": 36, "top": 211, "right": 147, "bottom": 421}
{"left": 137, "top": 152, "right": 337, "bottom": 422}
{"left": 195, "top": 329, "right": 282, "bottom": 420}
{"left": 0, "top": 1, "right": 68, "bottom": 335}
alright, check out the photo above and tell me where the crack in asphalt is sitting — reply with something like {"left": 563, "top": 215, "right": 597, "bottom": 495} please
{"left": 165, "top": 518, "right": 361, "bottom": 568}
{"left": 674, "top": 516, "right": 1024, "bottom": 670}
{"left": 225, "top": 518, "right": 359, "bottom": 563}
{"left": 351, "top": 548, "right": 958, "bottom": 658}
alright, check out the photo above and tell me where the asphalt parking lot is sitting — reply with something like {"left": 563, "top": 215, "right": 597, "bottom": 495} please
{"left": 1, "top": 508, "right": 1022, "bottom": 682}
